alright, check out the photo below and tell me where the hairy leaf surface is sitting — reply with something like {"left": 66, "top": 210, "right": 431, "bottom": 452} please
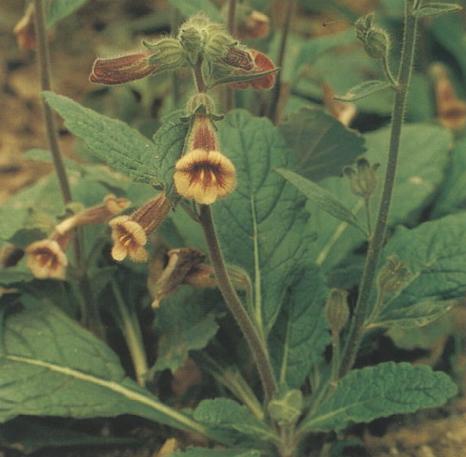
{"left": 215, "top": 110, "right": 313, "bottom": 334}
{"left": 375, "top": 212, "right": 466, "bottom": 327}
{"left": 269, "top": 266, "right": 330, "bottom": 388}
{"left": 302, "top": 362, "right": 457, "bottom": 432}
{"left": 0, "top": 304, "right": 210, "bottom": 436}
{"left": 279, "top": 108, "right": 365, "bottom": 181}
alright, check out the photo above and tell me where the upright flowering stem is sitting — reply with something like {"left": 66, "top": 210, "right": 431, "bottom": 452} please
{"left": 199, "top": 205, "right": 277, "bottom": 401}
{"left": 33, "top": 0, "right": 72, "bottom": 203}
{"left": 34, "top": 0, "right": 103, "bottom": 338}
{"left": 267, "top": 0, "right": 295, "bottom": 123}
{"left": 339, "top": 0, "right": 419, "bottom": 376}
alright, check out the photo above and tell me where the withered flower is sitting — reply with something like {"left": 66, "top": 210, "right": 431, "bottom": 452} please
{"left": 237, "top": 10, "right": 270, "bottom": 40}
{"left": 174, "top": 149, "right": 236, "bottom": 205}
{"left": 109, "top": 194, "right": 171, "bottom": 262}
{"left": 13, "top": 3, "right": 36, "bottom": 50}
{"left": 432, "top": 64, "right": 466, "bottom": 131}
{"left": 26, "top": 238, "right": 68, "bottom": 280}
{"left": 229, "top": 49, "right": 277, "bottom": 90}
{"left": 90, "top": 52, "right": 157, "bottom": 85}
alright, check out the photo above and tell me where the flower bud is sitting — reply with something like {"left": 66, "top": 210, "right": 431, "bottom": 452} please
{"left": 178, "top": 15, "right": 211, "bottom": 63}
{"left": 204, "top": 23, "right": 237, "bottom": 63}
{"left": 325, "top": 289, "right": 350, "bottom": 336}
{"left": 268, "top": 389, "right": 303, "bottom": 427}
{"left": 343, "top": 158, "right": 379, "bottom": 200}
{"left": 145, "top": 37, "right": 187, "bottom": 73}
{"left": 364, "top": 28, "right": 390, "bottom": 59}
{"left": 25, "top": 233, "right": 70, "bottom": 280}
{"left": 89, "top": 52, "right": 157, "bottom": 85}
{"left": 186, "top": 93, "right": 217, "bottom": 116}
{"left": 377, "top": 255, "right": 412, "bottom": 296}
{"left": 355, "top": 13, "right": 390, "bottom": 60}
{"left": 109, "top": 193, "right": 171, "bottom": 263}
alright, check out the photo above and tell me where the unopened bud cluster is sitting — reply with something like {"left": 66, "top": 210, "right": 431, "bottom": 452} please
{"left": 343, "top": 158, "right": 379, "bottom": 200}
{"left": 355, "top": 13, "right": 391, "bottom": 60}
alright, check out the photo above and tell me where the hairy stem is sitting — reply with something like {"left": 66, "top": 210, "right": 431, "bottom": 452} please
{"left": 199, "top": 205, "right": 277, "bottom": 401}
{"left": 267, "top": 0, "right": 295, "bottom": 123}
{"left": 112, "top": 282, "right": 149, "bottom": 387}
{"left": 339, "top": 0, "right": 419, "bottom": 376}
{"left": 34, "top": 0, "right": 103, "bottom": 337}
{"left": 33, "top": 0, "right": 72, "bottom": 203}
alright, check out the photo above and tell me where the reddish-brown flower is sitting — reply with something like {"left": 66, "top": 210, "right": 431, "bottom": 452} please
{"left": 237, "top": 10, "right": 270, "bottom": 40}
{"left": 89, "top": 52, "right": 157, "bottom": 85}
{"left": 13, "top": 4, "right": 37, "bottom": 50}
{"left": 229, "top": 49, "right": 276, "bottom": 90}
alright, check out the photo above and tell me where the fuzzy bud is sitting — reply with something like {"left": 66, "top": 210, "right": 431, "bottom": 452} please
{"left": 325, "top": 289, "right": 350, "bottom": 336}
{"left": 355, "top": 13, "right": 390, "bottom": 60}
{"left": 377, "top": 255, "right": 412, "bottom": 296}
{"left": 204, "top": 23, "right": 237, "bottom": 62}
{"left": 186, "top": 93, "right": 217, "bottom": 116}
{"left": 268, "top": 389, "right": 303, "bottom": 427}
{"left": 343, "top": 158, "right": 379, "bottom": 200}
{"left": 144, "top": 37, "right": 187, "bottom": 73}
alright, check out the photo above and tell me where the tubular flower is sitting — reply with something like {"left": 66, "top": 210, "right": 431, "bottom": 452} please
{"left": 26, "top": 238, "right": 68, "bottom": 280}
{"left": 229, "top": 49, "right": 276, "bottom": 90}
{"left": 55, "top": 194, "right": 130, "bottom": 236}
{"left": 237, "top": 10, "right": 270, "bottom": 40}
{"left": 109, "top": 194, "right": 172, "bottom": 263}
{"left": 174, "top": 149, "right": 236, "bottom": 205}
{"left": 90, "top": 52, "right": 157, "bottom": 85}
{"left": 174, "top": 114, "right": 236, "bottom": 205}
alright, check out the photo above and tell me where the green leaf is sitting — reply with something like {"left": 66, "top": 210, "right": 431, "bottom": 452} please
{"left": 269, "top": 266, "right": 330, "bottom": 388}
{"left": 0, "top": 268, "right": 34, "bottom": 286}
{"left": 374, "top": 212, "right": 466, "bottom": 328}
{"left": 151, "top": 111, "right": 189, "bottom": 188}
{"left": 168, "top": 0, "right": 222, "bottom": 21}
{"left": 308, "top": 124, "right": 451, "bottom": 271}
{"left": 277, "top": 169, "right": 365, "bottom": 233}
{"left": 413, "top": 2, "right": 462, "bottom": 18}
{"left": 43, "top": 92, "right": 159, "bottom": 185}
{"left": 433, "top": 137, "right": 466, "bottom": 216}
{"left": 0, "top": 303, "right": 211, "bottom": 437}
{"left": 335, "top": 80, "right": 392, "bottom": 102}
{"left": 302, "top": 362, "right": 457, "bottom": 432}
{"left": 279, "top": 108, "right": 365, "bottom": 181}
{"left": 46, "top": 0, "right": 89, "bottom": 27}
{"left": 153, "top": 288, "right": 219, "bottom": 373}
{"left": 194, "top": 399, "right": 277, "bottom": 442}
{"left": 173, "top": 449, "right": 260, "bottom": 457}
{"left": 215, "top": 110, "right": 313, "bottom": 333}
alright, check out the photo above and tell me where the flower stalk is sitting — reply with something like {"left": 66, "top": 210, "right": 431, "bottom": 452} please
{"left": 339, "top": 0, "right": 420, "bottom": 376}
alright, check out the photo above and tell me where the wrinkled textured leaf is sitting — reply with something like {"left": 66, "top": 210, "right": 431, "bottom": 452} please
{"left": 308, "top": 124, "right": 451, "bottom": 272}
{"left": 303, "top": 362, "right": 457, "bottom": 432}
{"left": 279, "top": 108, "right": 365, "bottom": 181}
{"left": 215, "top": 110, "right": 313, "bottom": 334}
{"left": 277, "top": 168, "right": 364, "bottom": 232}
{"left": 47, "top": 0, "right": 89, "bottom": 27}
{"left": 43, "top": 92, "right": 159, "bottom": 184}
{"left": 269, "top": 266, "right": 330, "bottom": 388}
{"left": 335, "top": 80, "right": 392, "bottom": 102}
{"left": 168, "top": 0, "right": 222, "bottom": 21}
{"left": 153, "top": 288, "right": 219, "bottom": 373}
{"left": 194, "top": 398, "right": 276, "bottom": 442}
{"left": 0, "top": 304, "right": 210, "bottom": 436}
{"left": 375, "top": 212, "right": 466, "bottom": 327}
